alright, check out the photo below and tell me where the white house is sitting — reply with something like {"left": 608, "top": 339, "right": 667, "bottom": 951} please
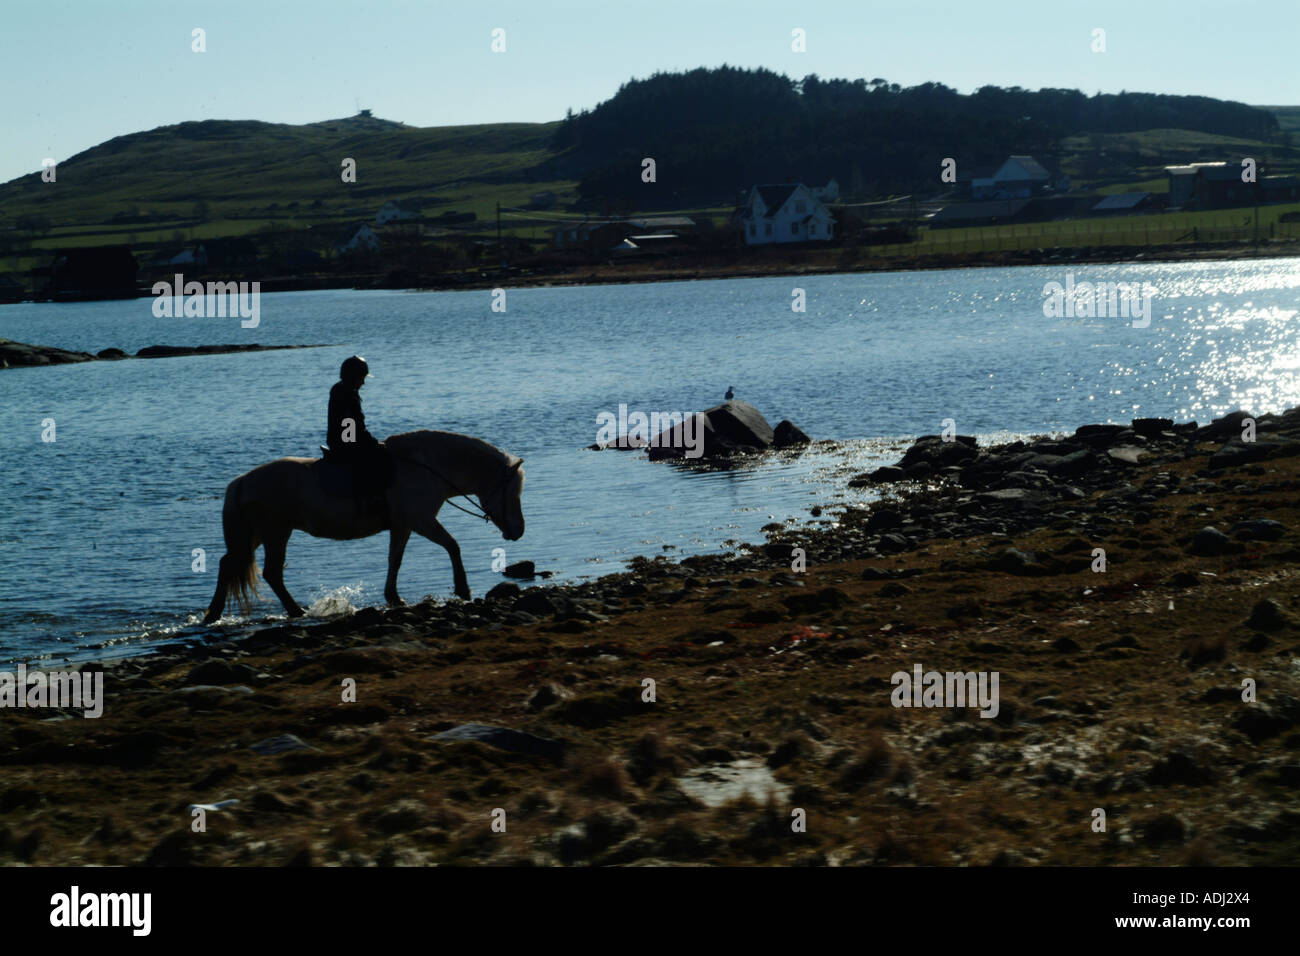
{"left": 740, "top": 184, "right": 835, "bottom": 245}
{"left": 337, "top": 224, "right": 380, "bottom": 255}
{"left": 375, "top": 200, "right": 419, "bottom": 225}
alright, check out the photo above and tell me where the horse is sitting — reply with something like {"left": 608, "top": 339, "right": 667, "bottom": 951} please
{"left": 202, "top": 430, "right": 525, "bottom": 624}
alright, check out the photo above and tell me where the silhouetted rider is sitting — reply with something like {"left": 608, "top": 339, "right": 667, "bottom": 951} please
{"left": 326, "top": 355, "right": 392, "bottom": 521}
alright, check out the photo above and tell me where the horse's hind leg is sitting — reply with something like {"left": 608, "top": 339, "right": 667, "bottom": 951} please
{"left": 203, "top": 556, "right": 232, "bottom": 624}
{"left": 262, "top": 528, "right": 304, "bottom": 618}
{"left": 412, "top": 515, "right": 470, "bottom": 600}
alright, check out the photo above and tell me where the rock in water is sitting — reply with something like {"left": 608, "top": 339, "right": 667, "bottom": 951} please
{"left": 647, "top": 400, "right": 774, "bottom": 461}
{"left": 0, "top": 338, "right": 96, "bottom": 368}
{"left": 503, "top": 560, "right": 536, "bottom": 579}
{"left": 773, "top": 420, "right": 811, "bottom": 448}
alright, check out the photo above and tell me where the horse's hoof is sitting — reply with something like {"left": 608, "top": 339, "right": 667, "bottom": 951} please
{"left": 288, "top": 607, "right": 306, "bottom": 619}
{"left": 385, "top": 595, "right": 405, "bottom": 607}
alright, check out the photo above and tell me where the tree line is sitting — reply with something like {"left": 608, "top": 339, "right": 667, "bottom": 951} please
{"left": 552, "top": 66, "right": 1280, "bottom": 208}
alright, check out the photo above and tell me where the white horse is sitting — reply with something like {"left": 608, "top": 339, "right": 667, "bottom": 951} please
{"left": 203, "top": 430, "right": 525, "bottom": 623}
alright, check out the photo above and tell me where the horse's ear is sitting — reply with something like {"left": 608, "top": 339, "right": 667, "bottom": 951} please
{"left": 511, "top": 459, "right": 523, "bottom": 470}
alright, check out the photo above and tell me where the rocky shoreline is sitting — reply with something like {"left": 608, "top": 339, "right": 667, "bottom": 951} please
{"left": 2, "top": 406, "right": 1298, "bottom": 866}
{"left": 0, "top": 339, "right": 328, "bottom": 369}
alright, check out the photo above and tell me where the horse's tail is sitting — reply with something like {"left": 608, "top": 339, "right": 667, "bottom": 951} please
{"left": 222, "top": 475, "right": 261, "bottom": 615}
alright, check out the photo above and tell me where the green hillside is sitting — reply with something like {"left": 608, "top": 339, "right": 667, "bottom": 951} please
{"left": 0, "top": 114, "right": 575, "bottom": 256}
{"left": 2, "top": 83, "right": 1298, "bottom": 286}
{"left": 1060, "top": 126, "right": 1300, "bottom": 195}
{"left": 1264, "top": 106, "right": 1300, "bottom": 134}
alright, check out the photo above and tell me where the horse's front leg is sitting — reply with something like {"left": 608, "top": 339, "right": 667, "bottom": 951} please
{"left": 413, "top": 515, "right": 470, "bottom": 600}
{"left": 385, "top": 526, "right": 411, "bottom": 606}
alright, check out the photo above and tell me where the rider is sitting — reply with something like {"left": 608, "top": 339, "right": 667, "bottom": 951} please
{"left": 327, "top": 355, "right": 392, "bottom": 524}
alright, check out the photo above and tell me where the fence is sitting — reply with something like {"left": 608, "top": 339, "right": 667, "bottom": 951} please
{"left": 856, "top": 219, "right": 1300, "bottom": 260}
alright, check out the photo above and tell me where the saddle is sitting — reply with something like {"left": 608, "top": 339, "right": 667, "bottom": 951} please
{"left": 318, "top": 445, "right": 391, "bottom": 528}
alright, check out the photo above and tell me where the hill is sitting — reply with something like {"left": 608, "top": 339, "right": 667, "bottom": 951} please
{"left": 0, "top": 72, "right": 1295, "bottom": 276}
{"left": 0, "top": 113, "right": 569, "bottom": 257}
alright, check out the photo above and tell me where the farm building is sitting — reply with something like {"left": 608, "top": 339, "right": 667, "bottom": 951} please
{"left": 970, "top": 156, "right": 1069, "bottom": 200}
{"left": 738, "top": 184, "right": 835, "bottom": 245}
{"left": 1091, "top": 192, "right": 1157, "bottom": 215}
{"left": 1163, "top": 163, "right": 1295, "bottom": 209}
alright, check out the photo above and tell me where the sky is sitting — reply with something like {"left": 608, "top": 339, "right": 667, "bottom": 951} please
{"left": 3, "top": 0, "right": 1298, "bottom": 185}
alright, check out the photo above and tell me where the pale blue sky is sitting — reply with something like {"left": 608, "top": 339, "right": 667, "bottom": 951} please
{"left": 3, "top": 0, "right": 1297, "bottom": 185}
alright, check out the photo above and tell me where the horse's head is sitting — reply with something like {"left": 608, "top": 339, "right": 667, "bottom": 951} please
{"left": 481, "top": 458, "right": 525, "bottom": 541}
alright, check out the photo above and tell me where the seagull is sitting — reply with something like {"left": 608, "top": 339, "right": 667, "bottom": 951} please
{"left": 725, "top": 386, "right": 735, "bottom": 400}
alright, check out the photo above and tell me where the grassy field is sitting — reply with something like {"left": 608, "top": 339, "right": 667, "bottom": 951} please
{"left": 889, "top": 202, "right": 1300, "bottom": 258}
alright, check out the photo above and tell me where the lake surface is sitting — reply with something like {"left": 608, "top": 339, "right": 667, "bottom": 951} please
{"left": 2, "top": 258, "right": 1298, "bottom": 662}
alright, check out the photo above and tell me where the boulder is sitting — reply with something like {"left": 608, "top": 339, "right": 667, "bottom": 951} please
{"left": 503, "top": 560, "right": 536, "bottom": 579}
{"left": 1107, "top": 446, "right": 1146, "bottom": 465}
{"left": 1209, "top": 438, "right": 1300, "bottom": 469}
{"left": 1232, "top": 519, "right": 1286, "bottom": 542}
{"left": 1073, "top": 424, "right": 1129, "bottom": 445}
{"left": 1196, "top": 409, "right": 1254, "bottom": 440}
{"left": 1246, "top": 598, "right": 1295, "bottom": 632}
{"left": 773, "top": 419, "right": 811, "bottom": 447}
{"left": 514, "top": 589, "right": 557, "bottom": 617}
{"left": 646, "top": 400, "right": 775, "bottom": 460}
{"left": 1189, "top": 526, "right": 1233, "bottom": 557}
{"left": 1131, "top": 417, "right": 1174, "bottom": 438}
{"left": 866, "top": 466, "right": 906, "bottom": 483}
{"left": 485, "top": 581, "right": 522, "bottom": 601}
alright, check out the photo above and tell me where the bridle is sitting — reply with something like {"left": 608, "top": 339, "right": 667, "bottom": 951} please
{"left": 393, "top": 452, "right": 519, "bottom": 524}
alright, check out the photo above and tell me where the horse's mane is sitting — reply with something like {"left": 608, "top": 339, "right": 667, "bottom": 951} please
{"left": 384, "top": 430, "right": 519, "bottom": 469}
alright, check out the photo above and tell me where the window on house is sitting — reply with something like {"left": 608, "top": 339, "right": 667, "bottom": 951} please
{"left": 791, "top": 222, "right": 800, "bottom": 235}
{"left": 748, "top": 223, "right": 756, "bottom": 236}
{"left": 796, "top": 200, "right": 806, "bottom": 213}
{"left": 810, "top": 224, "right": 817, "bottom": 235}
{"left": 764, "top": 223, "right": 772, "bottom": 236}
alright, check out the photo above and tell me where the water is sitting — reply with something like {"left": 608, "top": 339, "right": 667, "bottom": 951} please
{"left": 1, "top": 258, "right": 1298, "bottom": 661}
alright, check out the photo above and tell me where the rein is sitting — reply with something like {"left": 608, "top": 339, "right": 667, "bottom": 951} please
{"left": 389, "top": 451, "right": 500, "bottom": 522}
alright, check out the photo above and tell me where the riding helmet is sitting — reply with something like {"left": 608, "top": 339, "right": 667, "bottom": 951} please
{"left": 340, "top": 355, "right": 369, "bottom": 382}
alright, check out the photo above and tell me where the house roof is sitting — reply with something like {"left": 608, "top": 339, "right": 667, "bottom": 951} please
{"left": 1003, "top": 155, "right": 1050, "bottom": 180}
{"left": 754, "top": 184, "right": 800, "bottom": 218}
{"left": 1092, "top": 192, "right": 1152, "bottom": 211}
